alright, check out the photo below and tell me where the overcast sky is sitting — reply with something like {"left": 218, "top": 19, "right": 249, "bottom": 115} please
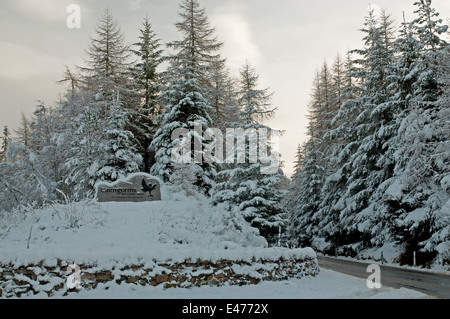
{"left": 1, "top": 0, "right": 449, "bottom": 177}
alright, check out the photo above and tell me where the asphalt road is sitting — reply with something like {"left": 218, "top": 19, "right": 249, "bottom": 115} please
{"left": 317, "top": 255, "right": 450, "bottom": 298}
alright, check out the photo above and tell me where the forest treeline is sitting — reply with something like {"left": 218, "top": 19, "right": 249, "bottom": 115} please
{"left": 286, "top": 1, "right": 449, "bottom": 266}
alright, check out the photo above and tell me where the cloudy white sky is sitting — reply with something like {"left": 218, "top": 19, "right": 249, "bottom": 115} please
{"left": 1, "top": 0, "right": 449, "bottom": 177}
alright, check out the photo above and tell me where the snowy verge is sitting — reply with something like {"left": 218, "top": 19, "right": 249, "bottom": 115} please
{"left": 63, "top": 268, "right": 429, "bottom": 299}
{"left": 0, "top": 184, "right": 272, "bottom": 264}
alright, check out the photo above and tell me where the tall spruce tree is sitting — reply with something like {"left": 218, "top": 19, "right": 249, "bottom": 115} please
{"left": 367, "top": 12, "right": 423, "bottom": 248}
{"left": 386, "top": 0, "right": 449, "bottom": 264}
{"left": 288, "top": 62, "right": 340, "bottom": 247}
{"left": 65, "top": 106, "right": 104, "bottom": 199}
{"left": 213, "top": 62, "right": 286, "bottom": 244}
{"left": 342, "top": 10, "right": 398, "bottom": 248}
{"left": 130, "top": 16, "right": 164, "bottom": 173}
{"left": 96, "top": 93, "right": 142, "bottom": 183}
{"left": 425, "top": 41, "right": 450, "bottom": 266}
{"left": 321, "top": 10, "right": 397, "bottom": 253}
{"left": 62, "top": 8, "right": 142, "bottom": 199}
{"left": 150, "top": 0, "right": 220, "bottom": 195}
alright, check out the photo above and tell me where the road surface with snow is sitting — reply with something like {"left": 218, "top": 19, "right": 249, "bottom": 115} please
{"left": 318, "top": 255, "right": 450, "bottom": 298}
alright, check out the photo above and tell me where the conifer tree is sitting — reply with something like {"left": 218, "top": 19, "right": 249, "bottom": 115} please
{"left": 151, "top": 0, "right": 221, "bottom": 195}
{"left": 28, "top": 102, "right": 65, "bottom": 186}
{"left": 213, "top": 62, "right": 286, "bottom": 244}
{"left": 150, "top": 66, "right": 216, "bottom": 194}
{"left": 288, "top": 63, "right": 340, "bottom": 247}
{"left": 425, "top": 42, "right": 450, "bottom": 265}
{"left": 385, "top": 0, "right": 449, "bottom": 263}
{"left": 14, "top": 112, "right": 31, "bottom": 147}
{"left": 65, "top": 107, "right": 104, "bottom": 199}
{"left": 322, "top": 10, "right": 396, "bottom": 252}
{"left": 166, "top": 0, "right": 224, "bottom": 90}
{"left": 367, "top": 12, "right": 423, "bottom": 247}
{"left": 97, "top": 94, "right": 142, "bottom": 183}
{"left": 130, "top": 16, "right": 164, "bottom": 172}
{"left": 208, "top": 60, "right": 239, "bottom": 131}
{"left": 0, "top": 126, "right": 10, "bottom": 162}
{"left": 79, "top": 8, "right": 132, "bottom": 108}
{"left": 65, "top": 94, "right": 142, "bottom": 199}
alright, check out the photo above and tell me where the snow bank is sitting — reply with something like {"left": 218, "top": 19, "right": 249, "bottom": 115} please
{"left": 0, "top": 184, "right": 277, "bottom": 264}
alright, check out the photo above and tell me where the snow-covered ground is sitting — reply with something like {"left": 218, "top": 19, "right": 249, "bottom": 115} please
{"left": 0, "top": 184, "right": 268, "bottom": 264}
{"left": 0, "top": 184, "right": 432, "bottom": 299}
{"left": 56, "top": 268, "right": 430, "bottom": 299}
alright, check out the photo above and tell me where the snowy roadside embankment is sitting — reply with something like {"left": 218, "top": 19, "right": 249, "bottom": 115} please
{"left": 0, "top": 185, "right": 267, "bottom": 263}
{"left": 0, "top": 185, "right": 318, "bottom": 298}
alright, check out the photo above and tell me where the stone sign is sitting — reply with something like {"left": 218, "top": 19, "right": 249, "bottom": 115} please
{"left": 96, "top": 174, "right": 161, "bottom": 202}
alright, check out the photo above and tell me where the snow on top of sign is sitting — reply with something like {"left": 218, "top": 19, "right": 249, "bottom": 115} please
{"left": 95, "top": 172, "right": 162, "bottom": 188}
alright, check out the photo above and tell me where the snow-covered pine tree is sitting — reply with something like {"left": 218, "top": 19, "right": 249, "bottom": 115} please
{"left": 284, "top": 143, "right": 306, "bottom": 243}
{"left": 386, "top": 0, "right": 449, "bottom": 265}
{"left": 319, "top": 10, "right": 397, "bottom": 254}
{"left": 341, "top": 10, "right": 398, "bottom": 249}
{"left": 62, "top": 8, "right": 144, "bottom": 199}
{"left": 167, "top": 0, "right": 235, "bottom": 131}
{"left": 287, "top": 141, "right": 324, "bottom": 247}
{"left": 0, "top": 126, "right": 10, "bottom": 162}
{"left": 64, "top": 93, "right": 142, "bottom": 199}
{"left": 167, "top": 0, "right": 224, "bottom": 93}
{"left": 283, "top": 143, "right": 305, "bottom": 226}
{"left": 288, "top": 61, "right": 341, "bottom": 248}
{"left": 150, "top": 65, "right": 216, "bottom": 195}
{"left": 96, "top": 93, "right": 142, "bottom": 184}
{"left": 208, "top": 60, "right": 239, "bottom": 132}
{"left": 367, "top": 12, "right": 423, "bottom": 249}
{"left": 323, "top": 54, "right": 351, "bottom": 178}
{"left": 130, "top": 16, "right": 164, "bottom": 173}
{"left": 313, "top": 50, "right": 363, "bottom": 252}
{"left": 78, "top": 8, "right": 133, "bottom": 109}
{"left": 151, "top": 0, "right": 222, "bottom": 195}
{"left": 425, "top": 41, "right": 450, "bottom": 266}
{"left": 213, "top": 62, "right": 286, "bottom": 244}
{"left": 52, "top": 67, "right": 97, "bottom": 197}
{"left": 14, "top": 112, "right": 31, "bottom": 147}
{"left": 64, "top": 106, "right": 104, "bottom": 199}
{"left": 291, "top": 143, "right": 306, "bottom": 183}
{"left": 28, "top": 102, "right": 64, "bottom": 192}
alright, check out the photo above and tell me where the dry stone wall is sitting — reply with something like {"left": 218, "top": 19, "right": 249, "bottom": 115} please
{"left": 0, "top": 255, "right": 319, "bottom": 298}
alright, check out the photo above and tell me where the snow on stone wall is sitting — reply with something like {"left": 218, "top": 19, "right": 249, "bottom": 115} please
{"left": 0, "top": 248, "right": 319, "bottom": 298}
